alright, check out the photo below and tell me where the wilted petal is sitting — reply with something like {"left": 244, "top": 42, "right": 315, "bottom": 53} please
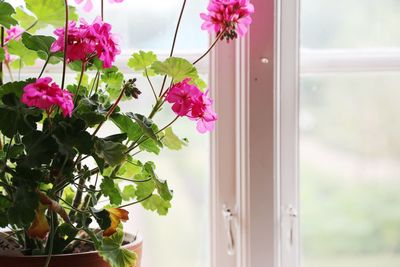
{"left": 103, "top": 208, "right": 129, "bottom": 237}
{"left": 28, "top": 204, "right": 50, "bottom": 240}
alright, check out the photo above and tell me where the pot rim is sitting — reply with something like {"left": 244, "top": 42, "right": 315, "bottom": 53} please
{"left": 0, "top": 232, "right": 142, "bottom": 258}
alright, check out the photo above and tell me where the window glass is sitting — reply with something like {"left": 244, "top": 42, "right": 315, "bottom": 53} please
{"left": 301, "top": 0, "right": 400, "bottom": 49}
{"left": 300, "top": 1, "right": 400, "bottom": 267}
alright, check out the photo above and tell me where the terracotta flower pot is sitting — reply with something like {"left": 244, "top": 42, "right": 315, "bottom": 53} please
{"left": 0, "top": 233, "right": 142, "bottom": 267}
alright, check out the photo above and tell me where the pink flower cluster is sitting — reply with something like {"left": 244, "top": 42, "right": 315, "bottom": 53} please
{"left": 3, "top": 26, "right": 24, "bottom": 62}
{"left": 75, "top": 0, "right": 124, "bottom": 12}
{"left": 51, "top": 17, "right": 120, "bottom": 68}
{"left": 200, "top": 0, "right": 254, "bottom": 41}
{"left": 166, "top": 79, "right": 218, "bottom": 133}
{"left": 22, "top": 77, "right": 74, "bottom": 118}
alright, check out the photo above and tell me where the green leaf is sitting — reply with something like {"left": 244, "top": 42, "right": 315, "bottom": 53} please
{"left": 141, "top": 195, "right": 171, "bottom": 216}
{"left": 75, "top": 95, "right": 107, "bottom": 127}
{"left": 0, "top": 1, "right": 18, "bottom": 28}
{"left": 102, "top": 67, "right": 125, "bottom": 100}
{"left": 21, "top": 130, "right": 59, "bottom": 168}
{"left": 102, "top": 67, "right": 124, "bottom": 88}
{"left": 192, "top": 76, "right": 207, "bottom": 91}
{"left": 13, "top": 7, "right": 37, "bottom": 33}
{"left": 104, "top": 159, "right": 142, "bottom": 180}
{"left": 111, "top": 113, "right": 142, "bottom": 141}
{"left": 151, "top": 57, "right": 207, "bottom": 89}
{"left": 6, "top": 143, "right": 24, "bottom": 159}
{"left": 128, "top": 50, "right": 157, "bottom": 71}
{"left": 100, "top": 177, "right": 122, "bottom": 206}
{"left": 122, "top": 185, "right": 136, "bottom": 201}
{"left": 129, "top": 113, "right": 162, "bottom": 146}
{"left": 151, "top": 57, "right": 197, "bottom": 82}
{"left": 97, "top": 230, "right": 137, "bottom": 267}
{"left": 0, "top": 195, "right": 12, "bottom": 227}
{"left": 144, "top": 162, "right": 173, "bottom": 201}
{"left": 7, "top": 39, "right": 38, "bottom": 68}
{"left": 92, "top": 208, "right": 112, "bottom": 230}
{"left": 0, "top": 93, "right": 42, "bottom": 138}
{"left": 25, "top": 0, "right": 78, "bottom": 30}
{"left": 52, "top": 119, "right": 93, "bottom": 156}
{"left": 0, "top": 79, "right": 35, "bottom": 99}
{"left": 118, "top": 160, "right": 142, "bottom": 179}
{"left": 139, "top": 138, "right": 161, "bottom": 155}
{"left": 104, "top": 133, "right": 128, "bottom": 143}
{"left": 94, "top": 139, "right": 127, "bottom": 167}
{"left": 0, "top": 47, "right": 4, "bottom": 62}
{"left": 61, "top": 187, "right": 75, "bottom": 207}
{"left": 135, "top": 180, "right": 155, "bottom": 200}
{"left": 22, "top": 33, "right": 61, "bottom": 63}
{"left": 162, "top": 127, "right": 187, "bottom": 150}
{"left": 8, "top": 187, "right": 39, "bottom": 226}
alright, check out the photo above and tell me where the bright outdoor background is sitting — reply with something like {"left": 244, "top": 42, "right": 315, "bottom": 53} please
{"left": 5, "top": 1, "right": 211, "bottom": 267}
{"left": 300, "top": 1, "right": 400, "bottom": 267}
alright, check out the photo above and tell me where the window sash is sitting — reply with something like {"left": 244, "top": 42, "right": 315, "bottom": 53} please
{"left": 210, "top": 0, "right": 277, "bottom": 267}
{"left": 300, "top": 49, "right": 400, "bottom": 74}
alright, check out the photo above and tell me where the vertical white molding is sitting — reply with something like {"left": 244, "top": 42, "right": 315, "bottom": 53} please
{"left": 236, "top": 29, "right": 251, "bottom": 267}
{"left": 276, "top": 0, "right": 300, "bottom": 267}
{"left": 210, "top": 37, "right": 238, "bottom": 267}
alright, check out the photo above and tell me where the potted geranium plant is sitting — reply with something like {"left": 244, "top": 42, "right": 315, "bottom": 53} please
{"left": 0, "top": 0, "right": 254, "bottom": 266}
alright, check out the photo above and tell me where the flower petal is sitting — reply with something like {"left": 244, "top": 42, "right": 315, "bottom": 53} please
{"left": 28, "top": 204, "right": 50, "bottom": 240}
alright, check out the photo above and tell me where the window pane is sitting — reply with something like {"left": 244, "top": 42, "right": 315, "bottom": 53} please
{"left": 301, "top": 0, "right": 400, "bottom": 49}
{"left": 300, "top": 73, "right": 400, "bottom": 267}
{"left": 300, "top": 2, "right": 400, "bottom": 266}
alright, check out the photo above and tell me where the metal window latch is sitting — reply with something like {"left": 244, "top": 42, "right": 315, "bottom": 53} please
{"left": 284, "top": 205, "right": 298, "bottom": 248}
{"left": 222, "top": 205, "right": 236, "bottom": 256}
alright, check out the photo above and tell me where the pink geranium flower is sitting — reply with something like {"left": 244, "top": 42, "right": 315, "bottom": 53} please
{"left": 22, "top": 77, "right": 74, "bottom": 118}
{"left": 56, "top": 90, "right": 74, "bottom": 118}
{"left": 166, "top": 78, "right": 202, "bottom": 116}
{"left": 200, "top": 0, "right": 254, "bottom": 41}
{"left": 51, "top": 18, "right": 120, "bottom": 68}
{"left": 75, "top": 0, "right": 124, "bottom": 12}
{"left": 189, "top": 91, "right": 218, "bottom": 133}
{"left": 4, "top": 26, "right": 24, "bottom": 62}
{"left": 166, "top": 79, "right": 217, "bottom": 133}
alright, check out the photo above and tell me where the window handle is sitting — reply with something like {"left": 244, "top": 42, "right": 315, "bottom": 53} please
{"left": 222, "top": 205, "right": 235, "bottom": 256}
{"left": 284, "top": 205, "right": 298, "bottom": 248}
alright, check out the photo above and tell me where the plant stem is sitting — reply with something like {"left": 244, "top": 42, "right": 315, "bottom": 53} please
{"left": 5, "top": 62, "right": 13, "bottom": 82}
{"left": 114, "top": 177, "right": 151, "bottom": 183}
{"left": 0, "top": 26, "right": 4, "bottom": 86}
{"left": 44, "top": 212, "right": 56, "bottom": 267}
{"left": 118, "top": 194, "right": 153, "bottom": 209}
{"left": 38, "top": 56, "right": 51, "bottom": 78}
{"left": 69, "top": 175, "right": 85, "bottom": 218}
{"left": 170, "top": 0, "right": 186, "bottom": 58}
{"left": 158, "top": 0, "right": 187, "bottom": 98}
{"left": 101, "top": 0, "right": 104, "bottom": 21}
{"left": 145, "top": 68, "right": 157, "bottom": 100}
{"left": 61, "top": 0, "right": 69, "bottom": 90}
{"left": 88, "top": 71, "right": 99, "bottom": 96}
{"left": 126, "top": 116, "right": 179, "bottom": 154}
{"left": 92, "top": 84, "right": 127, "bottom": 137}
{"left": 193, "top": 31, "right": 224, "bottom": 65}
{"left": 73, "top": 62, "right": 86, "bottom": 104}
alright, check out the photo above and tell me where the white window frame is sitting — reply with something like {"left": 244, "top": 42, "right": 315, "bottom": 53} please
{"left": 274, "top": 1, "right": 400, "bottom": 267}
{"left": 210, "top": 0, "right": 279, "bottom": 266}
